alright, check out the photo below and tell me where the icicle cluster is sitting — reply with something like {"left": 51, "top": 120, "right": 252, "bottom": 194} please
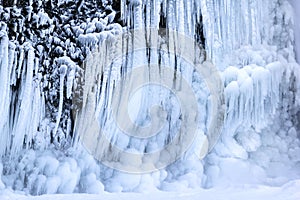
{"left": 0, "top": 0, "right": 120, "bottom": 157}
{"left": 0, "top": 22, "right": 11, "bottom": 156}
{"left": 202, "top": 0, "right": 295, "bottom": 67}
{"left": 121, "top": 0, "right": 205, "bottom": 43}
{"left": 221, "top": 58, "right": 300, "bottom": 158}
{"left": 0, "top": 23, "right": 44, "bottom": 156}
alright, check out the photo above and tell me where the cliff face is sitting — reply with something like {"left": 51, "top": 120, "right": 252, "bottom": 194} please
{"left": 0, "top": 0, "right": 299, "bottom": 195}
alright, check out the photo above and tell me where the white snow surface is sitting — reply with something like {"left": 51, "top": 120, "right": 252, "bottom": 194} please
{"left": 0, "top": 179, "right": 300, "bottom": 200}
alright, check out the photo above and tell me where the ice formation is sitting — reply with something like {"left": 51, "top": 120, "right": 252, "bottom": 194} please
{"left": 289, "top": 0, "right": 300, "bottom": 63}
{"left": 0, "top": 0, "right": 299, "bottom": 195}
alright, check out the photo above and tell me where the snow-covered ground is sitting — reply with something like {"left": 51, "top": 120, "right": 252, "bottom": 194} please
{"left": 1, "top": 179, "right": 300, "bottom": 200}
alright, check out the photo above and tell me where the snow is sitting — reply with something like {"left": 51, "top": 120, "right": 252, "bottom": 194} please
{"left": 0, "top": 180, "right": 299, "bottom": 200}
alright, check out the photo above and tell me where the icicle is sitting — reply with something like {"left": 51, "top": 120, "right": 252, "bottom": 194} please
{"left": 11, "top": 43, "right": 18, "bottom": 85}
{"left": 67, "top": 66, "right": 75, "bottom": 99}
{"left": 17, "top": 46, "right": 24, "bottom": 79}
{"left": 34, "top": 57, "right": 39, "bottom": 75}
{"left": 11, "top": 44, "right": 35, "bottom": 156}
{"left": 53, "top": 65, "right": 68, "bottom": 137}
{"left": 130, "top": 0, "right": 143, "bottom": 29}
{"left": 266, "top": 61, "right": 284, "bottom": 110}
{"left": 251, "top": 66, "right": 270, "bottom": 126}
{"left": 176, "top": 0, "right": 185, "bottom": 33}
{"left": 0, "top": 24, "right": 10, "bottom": 156}
{"left": 239, "top": 77, "right": 254, "bottom": 124}
{"left": 166, "top": 0, "right": 175, "bottom": 29}
{"left": 8, "top": 42, "right": 16, "bottom": 76}
{"left": 26, "top": 77, "right": 42, "bottom": 149}
{"left": 224, "top": 81, "right": 239, "bottom": 124}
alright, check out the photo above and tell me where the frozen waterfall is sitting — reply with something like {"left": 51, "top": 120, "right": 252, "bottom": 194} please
{"left": 0, "top": 0, "right": 299, "bottom": 195}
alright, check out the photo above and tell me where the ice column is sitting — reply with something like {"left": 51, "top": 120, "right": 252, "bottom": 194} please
{"left": 0, "top": 23, "right": 10, "bottom": 155}
{"left": 289, "top": 0, "right": 300, "bottom": 63}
